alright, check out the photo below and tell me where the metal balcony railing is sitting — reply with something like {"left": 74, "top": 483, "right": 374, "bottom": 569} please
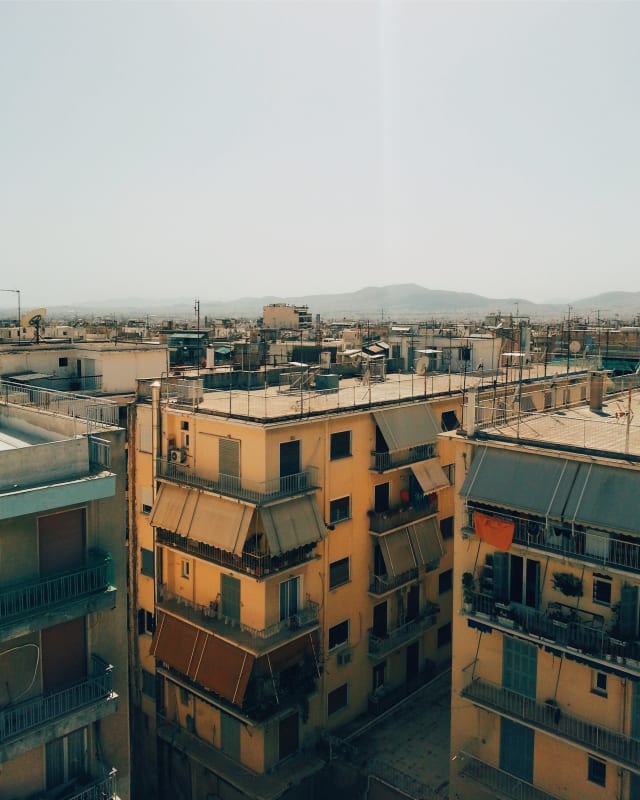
{"left": 370, "top": 444, "right": 436, "bottom": 472}
{"left": 368, "top": 603, "right": 439, "bottom": 656}
{"left": 0, "top": 553, "right": 114, "bottom": 627}
{"left": 158, "top": 585, "right": 320, "bottom": 645}
{"left": 155, "top": 529, "right": 318, "bottom": 577}
{"left": 458, "top": 752, "right": 562, "bottom": 800}
{"left": 156, "top": 459, "right": 319, "bottom": 505}
{"left": 368, "top": 496, "right": 438, "bottom": 534}
{"left": 462, "top": 678, "right": 640, "bottom": 772}
{"left": 65, "top": 768, "right": 118, "bottom": 800}
{"left": 0, "top": 660, "right": 114, "bottom": 746}
{"left": 465, "top": 591, "right": 640, "bottom": 670}
{"left": 368, "top": 567, "right": 420, "bottom": 595}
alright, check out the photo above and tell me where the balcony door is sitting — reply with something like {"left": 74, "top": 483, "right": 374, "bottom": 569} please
{"left": 374, "top": 483, "right": 390, "bottom": 514}
{"left": 278, "top": 712, "right": 299, "bottom": 761}
{"left": 39, "top": 508, "right": 85, "bottom": 575}
{"left": 220, "top": 574, "right": 241, "bottom": 625}
{"left": 46, "top": 728, "right": 86, "bottom": 791}
{"left": 280, "top": 440, "right": 300, "bottom": 478}
{"left": 280, "top": 577, "right": 299, "bottom": 622}
{"left": 502, "top": 637, "right": 537, "bottom": 698}
{"left": 373, "top": 601, "right": 387, "bottom": 638}
{"left": 500, "top": 718, "right": 534, "bottom": 784}
{"left": 42, "top": 618, "right": 86, "bottom": 692}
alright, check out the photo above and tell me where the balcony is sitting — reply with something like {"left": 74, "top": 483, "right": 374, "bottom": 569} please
{"left": 462, "top": 677, "right": 640, "bottom": 772}
{"left": 368, "top": 567, "right": 419, "bottom": 596}
{"left": 458, "top": 752, "right": 562, "bottom": 800}
{"left": 368, "top": 496, "right": 438, "bottom": 535}
{"left": 156, "top": 528, "right": 318, "bottom": 578}
{"left": 0, "top": 658, "right": 117, "bottom": 763}
{"left": 368, "top": 603, "right": 439, "bottom": 657}
{"left": 465, "top": 592, "right": 640, "bottom": 675}
{"left": 370, "top": 444, "right": 435, "bottom": 473}
{"left": 27, "top": 768, "right": 118, "bottom": 800}
{"left": 0, "top": 552, "right": 116, "bottom": 641}
{"left": 367, "top": 661, "right": 436, "bottom": 715}
{"left": 158, "top": 586, "right": 320, "bottom": 654}
{"left": 156, "top": 459, "right": 319, "bottom": 505}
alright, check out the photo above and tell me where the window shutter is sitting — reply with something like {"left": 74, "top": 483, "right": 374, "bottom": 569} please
{"left": 619, "top": 584, "right": 639, "bottom": 639}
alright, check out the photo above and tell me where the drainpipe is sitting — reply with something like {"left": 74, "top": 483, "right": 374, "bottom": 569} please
{"left": 151, "top": 380, "right": 162, "bottom": 611}
{"left": 466, "top": 387, "right": 477, "bottom": 436}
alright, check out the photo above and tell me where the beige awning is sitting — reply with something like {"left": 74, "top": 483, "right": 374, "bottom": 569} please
{"left": 411, "top": 461, "right": 450, "bottom": 493}
{"left": 260, "top": 495, "right": 326, "bottom": 556}
{"left": 380, "top": 528, "right": 417, "bottom": 577}
{"left": 373, "top": 404, "right": 440, "bottom": 451}
{"left": 150, "top": 483, "right": 198, "bottom": 536}
{"left": 408, "top": 518, "right": 444, "bottom": 567}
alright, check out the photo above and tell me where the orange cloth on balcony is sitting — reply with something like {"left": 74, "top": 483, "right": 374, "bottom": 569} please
{"left": 474, "top": 511, "right": 514, "bottom": 551}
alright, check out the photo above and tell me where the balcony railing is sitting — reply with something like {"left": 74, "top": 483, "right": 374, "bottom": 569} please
{"left": 368, "top": 567, "right": 419, "bottom": 595}
{"left": 156, "top": 528, "right": 318, "bottom": 577}
{"left": 368, "top": 603, "right": 439, "bottom": 656}
{"left": 466, "top": 592, "right": 640, "bottom": 670}
{"left": 370, "top": 444, "right": 436, "bottom": 472}
{"left": 0, "top": 660, "right": 115, "bottom": 748}
{"left": 0, "top": 552, "right": 114, "bottom": 629}
{"left": 458, "top": 752, "right": 562, "bottom": 800}
{"left": 156, "top": 459, "right": 319, "bottom": 505}
{"left": 462, "top": 677, "right": 640, "bottom": 771}
{"left": 158, "top": 586, "right": 320, "bottom": 650}
{"left": 30, "top": 768, "right": 118, "bottom": 800}
{"left": 368, "top": 496, "right": 438, "bottom": 534}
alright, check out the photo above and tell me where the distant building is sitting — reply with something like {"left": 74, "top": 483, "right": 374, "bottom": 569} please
{"left": 263, "top": 303, "right": 313, "bottom": 331}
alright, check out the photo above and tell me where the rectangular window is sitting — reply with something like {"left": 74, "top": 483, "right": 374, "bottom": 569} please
{"left": 441, "top": 410, "right": 460, "bottom": 432}
{"left": 179, "top": 687, "right": 190, "bottom": 706}
{"left": 140, "top": 486, "right": 153, "bottom": 515}
{"left": 587, "top": 756, "right": 606, "bottom": 787}
{"left": 438, "top": 569, "right": 453, "bottom": 595}
{"left": 329, "top": 620, "right": 349, "bottom": 651}
{"left": 591, "top": 671, "right": 608, "bottom": 697}
{"left": 137, "top": 609, "right": 155, "bottom": 635}
{"left": 593, "top": 574, "right": 612, "bottom": 606}
{"left": 437, "top": 622, "right": 452, "bottom": 648}
{"left": 141, "top": 547, "right": 155, "bottom": 578}
{"left": 330, "top": 557, "right": 350, "bottom": 589}
{"left": 142, "top": 669, "right": 155, "bottom": 698}
{"left": 443, "top": 464, "right": 455, "bottom": 485}
{"left": 327, "top": 683, "right": 348, "bottom": 716}
{"left": 330, "top": 496, "right": 351, "bottom": 524}
{"left": 330, "top": 430, "right": 352, "bottom": 460}
{"left": 181, "top": 421, "right": 189, "bottom": 431}
{"left": 279, "top": 576, "right": 300, "bottom": 621}
{"left": 181, "top": 559, "right": 191, "bottom": 579}
{"left": 440, "top": 516, "right": 454, "bottom": 540}
{"left": 58, "top": 357, "right": 68, "bottom": 367}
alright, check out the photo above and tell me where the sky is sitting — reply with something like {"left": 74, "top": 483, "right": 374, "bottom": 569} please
{"left": 1, "top": 0, "right": 639, "bottom": 310}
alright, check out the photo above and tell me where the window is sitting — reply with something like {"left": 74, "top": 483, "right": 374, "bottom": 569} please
{"left": 179, "top": 687, "right": 190, "bottom": 706}
{"left": 587, "top": 756, "right": 606, "bottom": 787}
{"left": 437, "top": 622, "right": 452, "bottom": 648}
{"left": 58, "top": 357, "right": 68, "bottom": 367}
{"left": 142, "top": 669, "right": 156, "bottom": 699}
{"left": 591, "top": 671, "right": 608, "bottom": 697}
{"left": 593, "top": 574, "right": 612, "bottom": 606}
{"left": 330, "top": 496, "right": 351, "bottom": 524}
{"left": 443, "top": 464, "right": 455, "bottom": 485}
{"left": 329, "top": 620, "right": 349, "bottom": 651}
{"left": 439, "top": 569, "right": 453, "bottom": 595}
{"left": 328, "top": 683, "right": 348, "bottom": 715}
{"left": 441, "top": 410, "right": 460, "bottom": 432}
{"left": 372, "top": 662, "right": 386, "bottom": 691}
{"left": 140, "top": 486, "right": 153, "bottom": 515}
{"left": 440, "top": 516, "right": 454, "bottom": 540}
{"left": 330, "top": 430, "right": 352, "bottom": 460}
{"left": 330, "top": 557, "right": 350, "bottom": 589}
{"left": 138, "top": 608, "right": 155, "bottom": 635}
{"left": 141, "top": 548, "right": 154, "bottom": 578}
{"left": 181, "top": 559, "right": 191, "bottom": 579}
{"left": 181, "top": 421, "right": 189, "bottom": 431}
{"left": 280, "top": 576, "right": 300, "bottom": 621}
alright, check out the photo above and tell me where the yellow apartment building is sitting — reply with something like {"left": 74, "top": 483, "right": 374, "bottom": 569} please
{"left": 0, "top": 380, "right": 130, "bottom": 799}
{"left": 128, "top": 368, "right": 463, "bottom": 799}
{"left": 450, "top": 373, "right": 640, "bottom": 800}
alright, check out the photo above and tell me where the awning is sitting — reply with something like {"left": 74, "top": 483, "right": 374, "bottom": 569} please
{"left": 259, "top": 496, "right": 326, "bottom": 556}
{"left": 373, "top": 404, "right": 441, "bottom": 451}
{"left": 407, "top": 518, "right": 444, "bottom": 566}
{"left": 460, "top": 446, "right": 580, "bottom": 519}
{"left": 258, "top": 630, "right": 320, "bottom": 670}
{"left": 150, "top": 483, "right": 254, "bottom": 553}
{"left": 150, "top": 611, "right": 255, "bottom": 707}
{"left": 411, "top": 461, "right": 449, "bottom": 493}
{"left": 562, "top": 462, "right": 640, "bottom": 535}
{"left": 379, "top": 528, "right": 417, "bottom": 576}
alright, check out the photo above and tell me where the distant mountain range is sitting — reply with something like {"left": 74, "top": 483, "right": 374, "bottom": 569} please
{"left": 6, "top": 285, "right": 640, "bottom": 321}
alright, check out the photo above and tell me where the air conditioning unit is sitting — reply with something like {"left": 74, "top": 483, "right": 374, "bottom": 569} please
{"left": 169, "top": 448, "right": 181, "bottom": 462}
{"left": 337, "top": 649, "right": 352, "bottom": 666}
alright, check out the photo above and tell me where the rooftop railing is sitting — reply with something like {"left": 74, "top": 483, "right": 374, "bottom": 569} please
{"left": 156, "top": 459, "right": 319, "bottom": 505}
{"left": 368, "top": 603, "right": 439, "bottom": 656}
{"left": 462, "top": 677, "right": 640, "bottom": 772}
{"left": 458, "top": 752, "right": 562, "bottom": 800}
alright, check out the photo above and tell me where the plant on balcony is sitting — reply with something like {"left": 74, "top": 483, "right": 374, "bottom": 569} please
{"left": 462, "top": 572, "right": 475, "bottom": 612}
{"left": 551, "top": 571, "right": 583, "bottom": 598}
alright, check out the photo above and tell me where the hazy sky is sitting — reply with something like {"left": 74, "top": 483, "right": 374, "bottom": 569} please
{"left": 1, "top": 1, "right": 639, "bottom": 309}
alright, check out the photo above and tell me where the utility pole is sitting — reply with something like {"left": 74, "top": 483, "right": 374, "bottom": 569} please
{"left": 195, "top": 299, "right": 201, "bottom": 376}
{"left": 1, "top": 289, "right": 21, "bottom": 344}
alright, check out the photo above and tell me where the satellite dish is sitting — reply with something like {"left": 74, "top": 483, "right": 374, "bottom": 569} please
{"left": 20, "top": 308, "right": 47, "bottom": 328}
{"left": 569, "top": 340, "right": 581, "bottom": 354}
{"left": 415, "top": 356, "right": 429, "bottom": 376}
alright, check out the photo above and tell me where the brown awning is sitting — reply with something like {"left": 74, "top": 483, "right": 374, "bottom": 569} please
{"left": 150, "top": 611, "right": 255, "bottom": 707}
{"left": 258, "top": 630, "right": 320, "bottom": 672}
{"left": 380, "top": 528, "right": 417, "bottom": 577}
{"left": 373, "top": 404, "right": 440, "bottom": 451}
{"left": 259, "top": 496, "right": 326, "bottom": 556}
{"left": 408, "top": 518, "right": 444, "bottom": 566}
{"left": 411, "top": 461, "right": 449, "bottom": 493}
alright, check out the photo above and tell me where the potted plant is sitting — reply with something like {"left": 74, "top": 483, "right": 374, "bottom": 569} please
{"left": 551, "top": 571, "right": 583, "bottom": 598}
{"left": 462, "top": 572, "right": 475, "bottom": 613}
